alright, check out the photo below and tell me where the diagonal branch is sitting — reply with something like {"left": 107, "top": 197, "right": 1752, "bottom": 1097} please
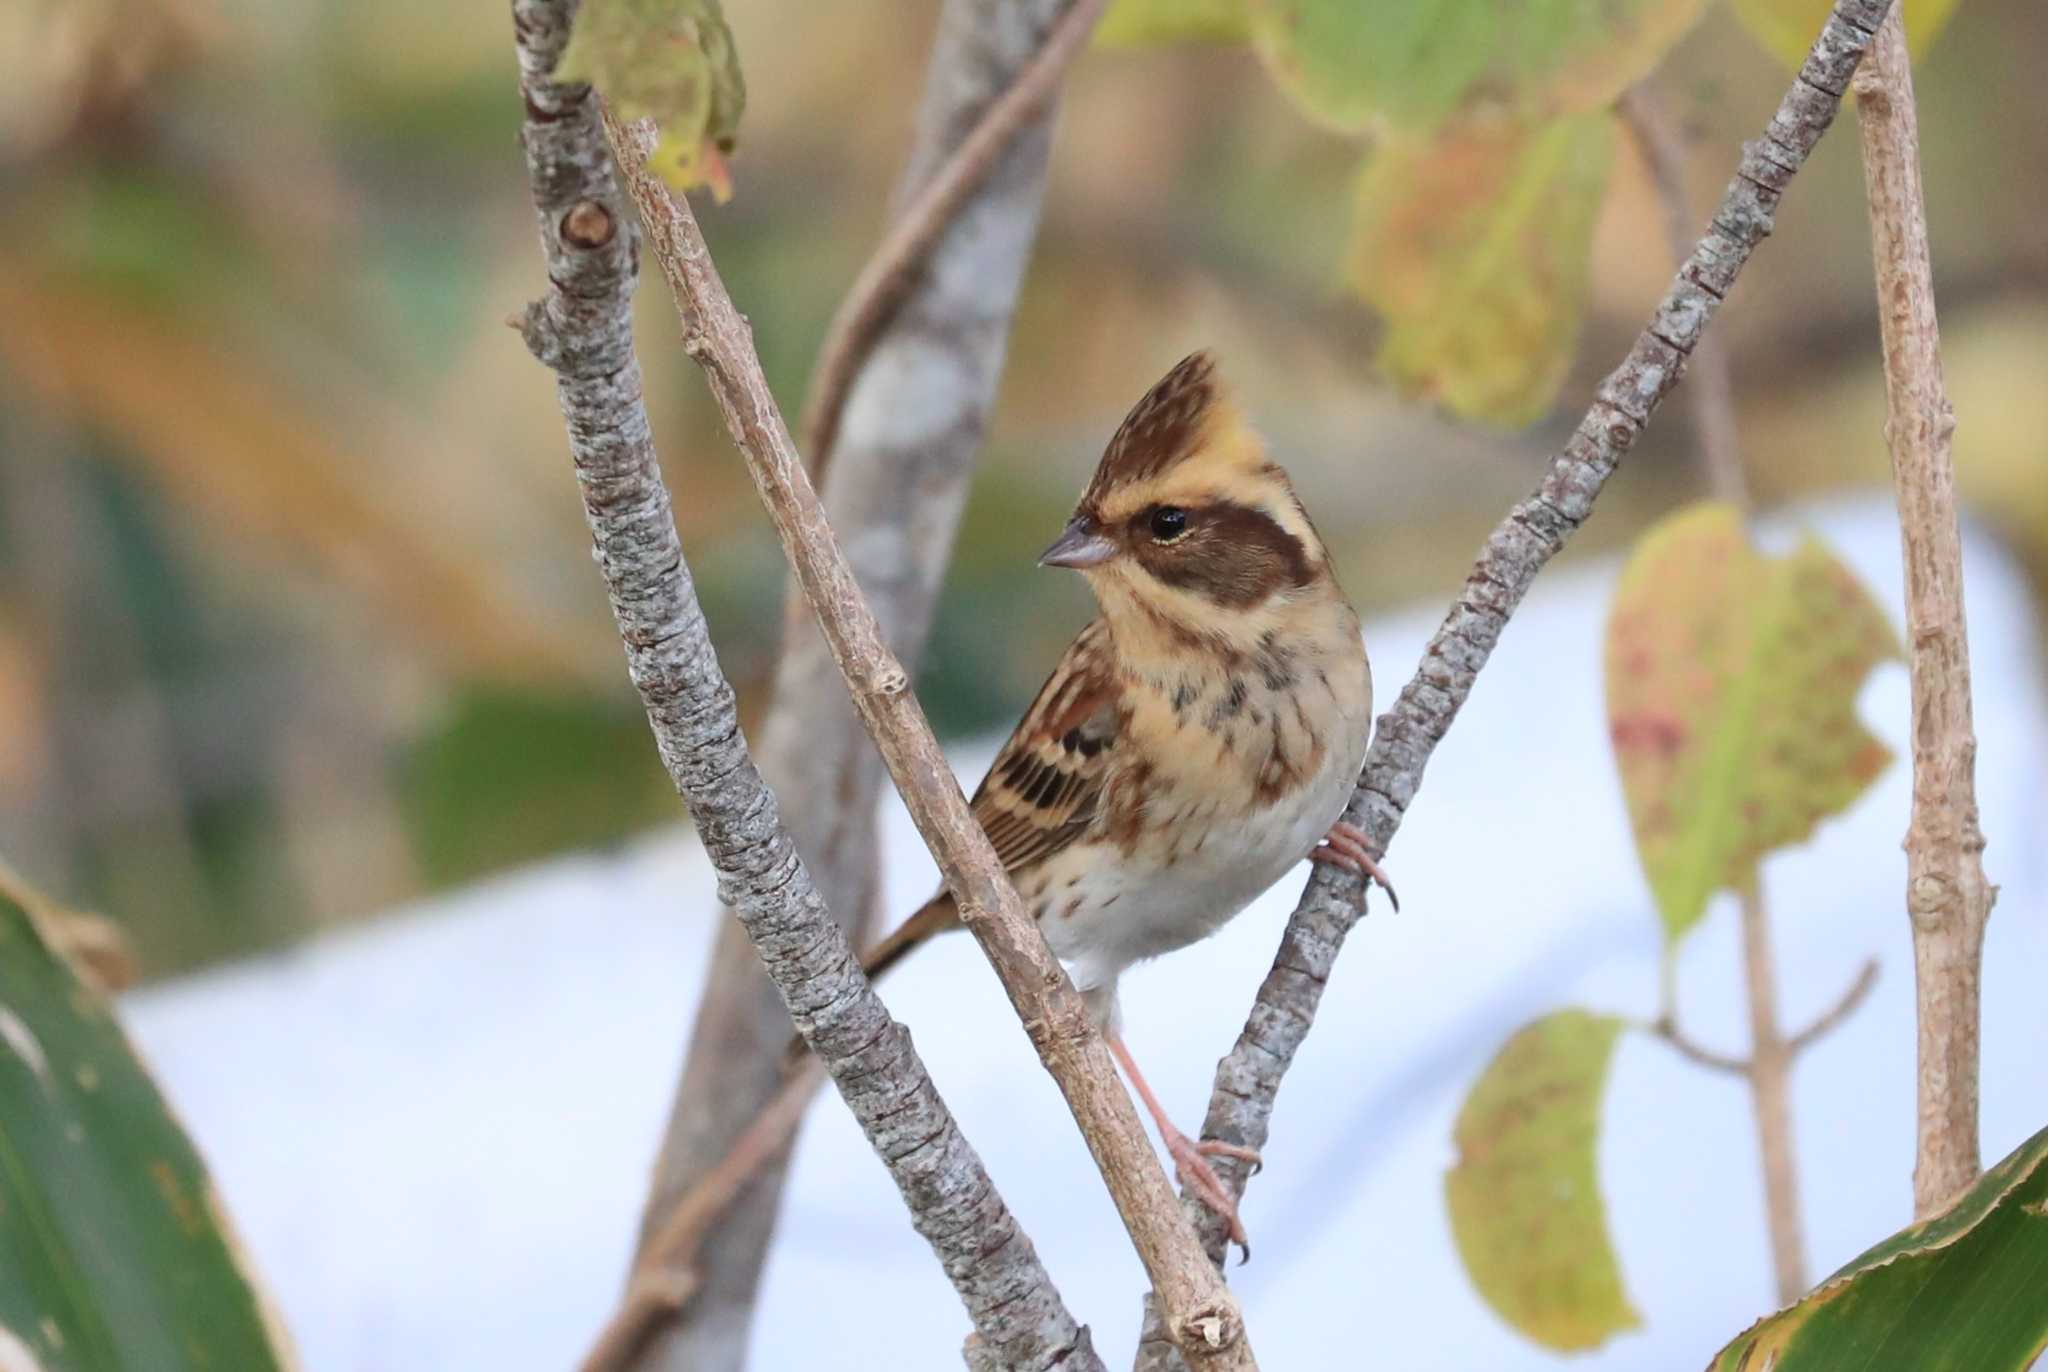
{"left": 1850, "top": 5, "right": 1994, "bottom": 1220}
{"left": 797, "top": 0, "right": 1108, "bottom": 479}
{"left": 508, "top": 5, "right": 1099, "bottom": 1370}
{"left": 1135, "top": 2, "right": 1897, "bottom": 1362}
{"left": 631, "top": 3, "right": 1087, "bottom": 1363}
{"left": 606, "top": 112, "right": 1258, "bottom": 1372}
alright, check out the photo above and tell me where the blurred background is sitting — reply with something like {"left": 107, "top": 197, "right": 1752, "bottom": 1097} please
{"left": 0, "top": 0, "right": 2043, "bottom": 978}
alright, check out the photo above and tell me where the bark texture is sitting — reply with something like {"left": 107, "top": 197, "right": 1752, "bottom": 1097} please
{"left": 1851, "top": 5, "right": 1993, "bottom": 1220}
{"left": 610, "top": 114, "right": 1256, "bottom": 1371}
{"left": 632, "top": 2, "right": 1076, "bottom": 1366}
{"left": 510, "top": 6, "right": 1098, "bottom": 1370}
{"left": 1134, "top": 2, "right": 1897, "bottom": 1362}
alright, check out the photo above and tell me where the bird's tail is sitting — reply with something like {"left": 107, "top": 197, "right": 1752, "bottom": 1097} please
{"left": 782, "top": 892, "right": 960, "bottom": 1068}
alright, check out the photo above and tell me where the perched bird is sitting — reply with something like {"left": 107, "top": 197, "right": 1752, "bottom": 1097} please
{"left": 834, "top": 352, "right": 1391, "bottom": 1247}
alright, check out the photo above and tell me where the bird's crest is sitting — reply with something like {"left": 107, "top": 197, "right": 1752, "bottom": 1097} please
{"left": 1081, "top": 352, "right": 1251, "bottom": 510}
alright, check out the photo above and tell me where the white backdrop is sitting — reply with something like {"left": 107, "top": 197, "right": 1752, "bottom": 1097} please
{"left": 123, "top": 499, "right": 2048, "bottom": 1370}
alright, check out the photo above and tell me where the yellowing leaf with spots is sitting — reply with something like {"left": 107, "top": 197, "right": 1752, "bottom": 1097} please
{"left": 1246, "top": 0, "right": 1712, "bottom": 134}
{"left": 556, "top": 0, "right": 745, "bottom": 201}
{"left": 1446, "top": 1010, "right": 1640, "bottom": 1352}
{"left": 1097, "top": 0, "right": 1250, "bottom": 46}
{"left": 1348, "top": 112, "right": 1613, "bottom": 427}
{"left": 1733, "top": 0, "right": 1962, "bottom": 71}
{"left": 1710, "top": 1123, "right": 2048, "bottom": 1370}
{"left": 1606, "top": 504, "right": 1899, "bottom": 947}
{"left": 0, "top": 867, "right": 295, "bottom": 1371}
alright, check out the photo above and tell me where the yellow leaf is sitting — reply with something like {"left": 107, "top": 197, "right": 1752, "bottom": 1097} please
{"left": 1096, "top": 0, "right": 1249, "bottom": 46}
{"left": 1247, "top": 0, "right": 1711, "bottom": 134}
{"left": 555, "top": 0, "right": 745, "bottom": 201}
{"left": 1605, "top": 505, "right": 1900, "bottom": 947}
{"left": 1348, "top": 112, "right": 1614, "bottom": 427}
{"left": 1447, "top": 1010, "right": 1641, "bottom": 1352}
{"left": 1732, "top": 0, "right": 1962, "bottom": 70}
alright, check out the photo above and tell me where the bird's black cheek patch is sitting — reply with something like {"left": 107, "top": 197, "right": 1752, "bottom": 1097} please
{"left": 1135, "top": 503, "right": 1312, "bottom": 608}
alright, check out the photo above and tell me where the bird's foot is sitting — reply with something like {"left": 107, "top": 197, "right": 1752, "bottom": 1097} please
{"left": 1160, "top": 1122, "right": 1258, "bottom": 1257}
{"left": 1311, "top": 821, "right": 1400, "bottom": 911}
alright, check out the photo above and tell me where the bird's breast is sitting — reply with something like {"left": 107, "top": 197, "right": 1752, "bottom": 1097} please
{"left": 1036, "top": 622, "right": 1371, "bottom": 991}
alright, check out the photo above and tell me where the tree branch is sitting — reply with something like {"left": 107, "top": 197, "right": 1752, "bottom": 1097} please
{"left": 1850, "top": 4, "right": 1994, "bottom": 1220}
{"left": 1735, "top": 876, "right": 1808, "bottom": 1304}
{"left": 1787, "top": 958, "right": 1879, "bottom": 1057}
{"left": 797, "top": 0, "right": 1108, "bottom": 479}
{"left": 630, "top": 3, "right": 1085, "bottom": 1363}
{"left": 1619, "top": 85, "right": 1750, "bottom": 510}
{"left": 606, "top": 112, "right": 1258, "bottom": 1372}
{"left": 1135, "top": 4, "right": 1896, "bottom": 1361}
{"left": 508, "top": 7, "right": 1099, "bottom": 1369}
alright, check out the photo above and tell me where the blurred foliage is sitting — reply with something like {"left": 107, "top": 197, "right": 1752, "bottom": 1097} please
{"left": 1732, "top": 0, "right": 1962, "bottom": 69}
{"left": 0, "top": 0, "right": 2041, "bottom": 975}
{"left": 556, "top": 0, "right": 744, "bottom": 201}
{"left": 1090, "top": 0, "right": 1715, "bottom": 422}
{"left": 1348, "top": 112, "right": 1614, "bottom": 424}
{"left": 1097, "top": 0, "right": 1249, "bottom": 47}
{"left": 1444, "top": 1010, "right": 1639, "bottom": 1352}
{"left": 1242, "top": 0, "right": 1711, "bottom": 134}
{"left": 1451, "top": 505, "right": 1897, "bottom": 1351}
{"left": 1607, "top": 504, "right": 1897, "bottom": 947}
{"left": 0, "top": 867, "right": 295, "bottom": 1371}
{"left": 400, "top": 687, "right": 674, "bottom": 888}
{"left": 1709, "top": 1123, "right": 2048, "bottom": 1370}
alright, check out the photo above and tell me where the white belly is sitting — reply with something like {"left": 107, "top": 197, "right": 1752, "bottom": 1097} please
{"left": 1038, "top": 731, "right": 1363, "bottom": 1010}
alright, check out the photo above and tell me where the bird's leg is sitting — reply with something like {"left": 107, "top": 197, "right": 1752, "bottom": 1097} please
{"left": 1310, "top": 820, "right": 1400, "bottom": 911}
{"left": 1107, "top": 1034, "right": 1258, "bottom": 1254}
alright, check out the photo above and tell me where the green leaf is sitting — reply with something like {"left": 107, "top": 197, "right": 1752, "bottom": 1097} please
{"left": 1347, "top": 112, "right": 1613, "bottom": 426}
{"left": 1732, "top": 0, "right": 1962, "bottom": 70}
{"left": 1711, "top": 1124, "right": 2048, "bottom": 1371}
{"left": 0, "top": 873, "right": 295, "bottom": 1371}
{"left": 1245, "top": 0, "right": 1711, "bottom": 134}
{"left": 1605, "top": 504, "right": 1900, "bottom": 946}
{"left": 1446, "top": 1010, "right": 1640, "bottom": 1352}
{"left": 1096, "top": 0, "right": 1250, "bottom": 46}
{"left": 555, "top": 0, "right": 745, "bottom": 201}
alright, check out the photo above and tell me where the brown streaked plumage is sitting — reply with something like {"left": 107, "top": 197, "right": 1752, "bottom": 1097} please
{"left": 815, "top": 351, "right": 1392, "bottom": 1250}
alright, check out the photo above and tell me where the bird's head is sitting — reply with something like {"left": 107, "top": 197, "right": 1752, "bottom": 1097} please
{"left": 1039, "top": 352, "right": 1336, "bottom": 653}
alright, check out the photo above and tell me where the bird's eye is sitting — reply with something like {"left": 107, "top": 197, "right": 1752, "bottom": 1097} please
{"left": 1148, "top": 506, "right": 1189, "bottom": 542}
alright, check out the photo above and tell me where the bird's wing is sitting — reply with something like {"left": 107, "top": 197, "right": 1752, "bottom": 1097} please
{"left": 969, "top": 619, "right": 1123, "bottom": 876}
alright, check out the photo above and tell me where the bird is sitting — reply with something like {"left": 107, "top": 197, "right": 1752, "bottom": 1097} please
{"left": 818, "top": 351, "right": 1392, "bottom": 1249}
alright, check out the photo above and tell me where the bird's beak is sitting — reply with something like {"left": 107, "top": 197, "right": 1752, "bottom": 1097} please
{"left": 1038, "top": 516, "right": 1116, "bottom": 570}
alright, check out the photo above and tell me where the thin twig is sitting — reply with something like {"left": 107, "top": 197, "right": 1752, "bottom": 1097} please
{"left": 797, "top": 0, "right": 1109, "bottom": 479}
{"left": 605, "top": 112, "right": 1257, "bottom": 1372}
{"left": 1645, "top": 957, "right": 1878, "bottom": 1079}
{"left": 583, "top": 1061, "right": 823, "bottom": 1372}
{"left": 1786, "top": 958, "right": 1880, "bottom": 1057}
{"left": 1646, "top": 1019, "right": 1749, "bottom": 1076}
{"left": 1851, "top": 4, "right": 1994, "bottom": 1221}
{"left": 508, "top": 6, "right": 1099, "bottom": 1370}
{"left": 1622, "top": 78, "right": 1864, "bottom": 1308}
{"left": 1135, "top": 3, "right": 1895, "bottom": 1362}
{"left": 1736, "top": 876, "right": 1808, "bottom": 1303}
{"left": 633, "top": 3, "right": 1088, "bottom": 1361}
{"left": 1619, "top": 86, "right": 1751, "bottom": 510}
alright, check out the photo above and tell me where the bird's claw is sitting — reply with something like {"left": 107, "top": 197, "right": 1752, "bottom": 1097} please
{"left": 1166, "top": 1132, "right": 1253, "bottom": 1259}
{"left": 1311, "top": 821, "right": 1400, "bottom": 911}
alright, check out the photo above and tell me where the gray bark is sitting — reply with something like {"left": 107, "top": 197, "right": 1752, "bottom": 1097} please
{"left": 612, "top": 107, "right": 1255, "bottom": 1372}
{"left": 1130, "top": 0, "right": 1900, "bottom": 1363}
{"left": 632, "top": 3, "right": 1072, "bottom": 1365}
{"left": 510, "top": 5, "right": 1097, "bottom": 1369}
